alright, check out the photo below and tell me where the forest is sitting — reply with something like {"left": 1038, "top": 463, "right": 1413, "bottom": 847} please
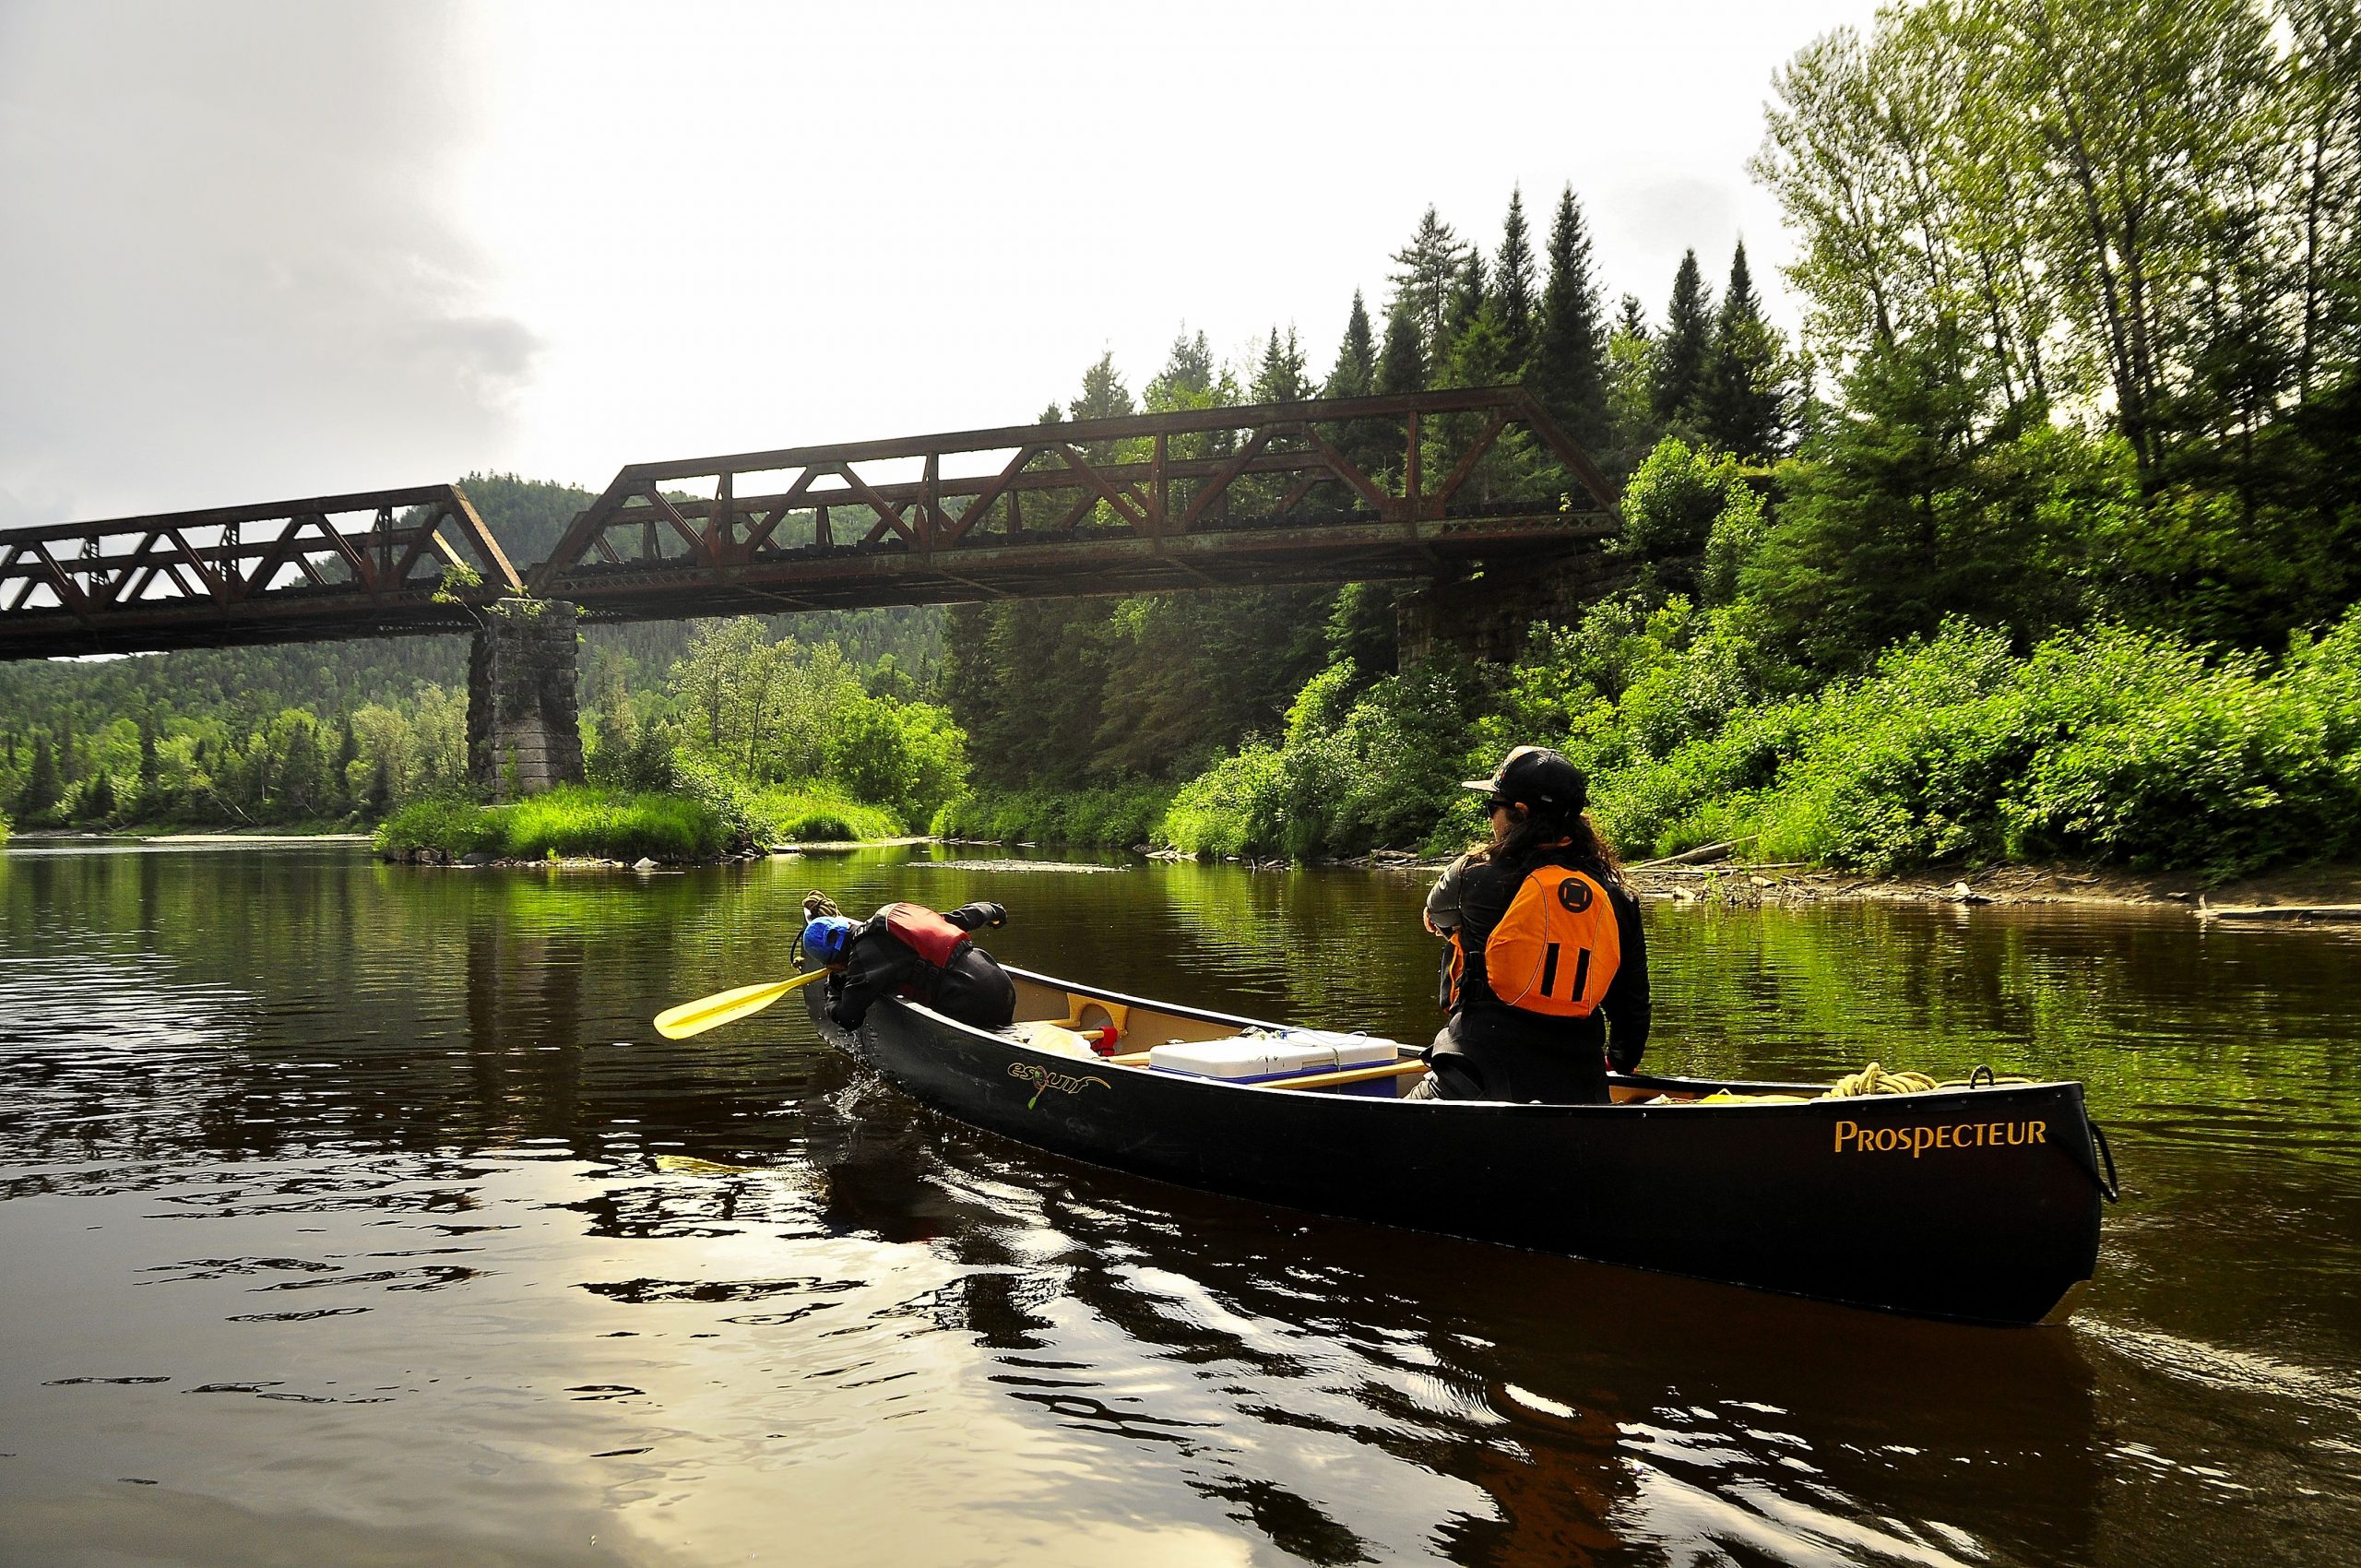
{"left": 4, "top": 0, "right": 2357, "bottom": 875}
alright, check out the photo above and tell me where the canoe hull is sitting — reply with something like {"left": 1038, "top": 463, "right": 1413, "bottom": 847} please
{"left": 804, "top": 967, "right": 2106, "bottom": 1325}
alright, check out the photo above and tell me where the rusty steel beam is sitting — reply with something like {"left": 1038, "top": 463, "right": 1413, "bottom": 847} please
{"left": 0, "top": 483, "right": 521, "bottom": 659}
{"left": 547, "top": 509, "right": 1616, "bottom": 622}
{"left": 528, "top": 386, "right": 1619, "bottom": 598}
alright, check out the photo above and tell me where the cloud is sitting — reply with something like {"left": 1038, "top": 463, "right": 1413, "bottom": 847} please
{"left": 0, "top": 0, "right": 538, "bottom": 524}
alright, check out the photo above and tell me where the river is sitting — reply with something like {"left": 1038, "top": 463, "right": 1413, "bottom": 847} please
{"left": 1, "top": 842, "right": 2355, "bottom": 1566}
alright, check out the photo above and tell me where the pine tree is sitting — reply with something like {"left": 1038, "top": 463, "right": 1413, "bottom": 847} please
{"left": 1145, "top": 328, "right": 1217, "bottom": 408}
{"left": 1069, "top": 351, "right": 1134, "bottom": 422}
{"left": 1388, "top": 206, "right": 1469, "bottom": 362}
{"left": 1253, "top": 327, "right": 1311, "bottom": 404}
{"left": 18, "top": 732, "right": 60, "bottom": 815}
{"left": 1532, "top": 185, "right": 1609, "bottom": 448}
{"left": 1654, "top": 250, "right": 1715, "bottom": 430}
{"left": 1698, "top": 241, "right": 1793, "bottom": 460}
{"left": 1442, "top": 249, "right": 1487, "bottom": 362}
{"left": 1605, "top": 293, "right": 1661, "bottom": 476}
{"left": 1494, "top": 187, "right": 1538, "bottom": 371}
{"left": 85, "top": 769, "right": 116, "bottom": 822}
{"left": 135, "top": 719, "right": 160, "bottom": 820}
{"left": 333, "top": 714, "right": 360, "bottom": 812}
{"left": 1068, "top": 351, "right": 1135, "bottom": 462}
{"left": 367, "top": 756, "right": 393, "bottom": 817}
{"left": 1324, "top": 291, "right": 1377, "bottom": 398}
{"left": 277, "top": 720, "right": 320, "bottom": 820}
{"left": 1376, "top": 299, "right": 1426, "bottom": 396}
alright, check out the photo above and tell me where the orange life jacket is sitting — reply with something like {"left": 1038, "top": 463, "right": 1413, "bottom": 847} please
{"left": 1448, "top": 862, "right": 1621, "bottom": 1019}
{"left": 881, "top": 902, "right": 971, "bottom": 971}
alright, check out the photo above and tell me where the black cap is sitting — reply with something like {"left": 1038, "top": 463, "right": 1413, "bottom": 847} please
{"left": 1462, "top": 745, "right": 1588, "bottom": 815}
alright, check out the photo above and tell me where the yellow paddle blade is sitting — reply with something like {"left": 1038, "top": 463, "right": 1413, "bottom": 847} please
{"left": 653, "top": 968, "right": 827, "bottom": 1039}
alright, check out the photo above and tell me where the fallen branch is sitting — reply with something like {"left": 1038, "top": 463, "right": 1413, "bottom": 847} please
{"left": 1631, "top": 836, "right": 1760, "bottom": 871}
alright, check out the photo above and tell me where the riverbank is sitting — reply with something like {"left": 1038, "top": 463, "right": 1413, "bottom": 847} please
{"left": 1626, "top": 859, "right": 2361, "bottom": 913}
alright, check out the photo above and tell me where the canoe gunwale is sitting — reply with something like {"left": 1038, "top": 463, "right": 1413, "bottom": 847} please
{"left": 1001, "top": 963, "right": 2084, "bottom": 1117}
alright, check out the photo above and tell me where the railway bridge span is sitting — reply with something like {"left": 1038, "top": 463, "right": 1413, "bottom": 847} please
{"left": 0, "top": 387, "right": 1623, "bottom": 792}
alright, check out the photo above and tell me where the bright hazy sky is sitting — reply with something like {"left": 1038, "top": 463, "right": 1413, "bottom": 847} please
{"left": 0, "top": 0, "right": 1879, "bottom": 530}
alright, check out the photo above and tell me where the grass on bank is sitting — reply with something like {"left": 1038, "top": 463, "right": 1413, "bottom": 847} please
{"left": 932, "top": 783, "right": 1175, "bottom": 849}
{"left": 750, "top": 783, "right": 906, "bottom": 843}
{"left": 375, "top": 786, "right": 728, "bottom": 861}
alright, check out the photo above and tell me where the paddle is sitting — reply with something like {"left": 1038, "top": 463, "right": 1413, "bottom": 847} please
{"left": 654, "top": 968, "right": 831, "bottom": 1039}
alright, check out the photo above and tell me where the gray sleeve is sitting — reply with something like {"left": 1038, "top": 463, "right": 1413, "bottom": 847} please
{"left": 1425, "top": 856, "right": 1473, "bottom": 932}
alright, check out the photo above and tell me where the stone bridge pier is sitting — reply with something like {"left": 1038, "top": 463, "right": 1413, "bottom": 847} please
{"left": 468, "top": 599, "right": 585, "bottom": 799}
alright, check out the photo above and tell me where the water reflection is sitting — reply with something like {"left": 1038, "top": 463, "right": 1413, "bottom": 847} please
{"left": 0, "top": 844, "right": 2355, "bottom": 1565}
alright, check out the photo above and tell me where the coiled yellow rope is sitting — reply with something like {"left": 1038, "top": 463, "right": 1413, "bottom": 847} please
{"left": 1828, "top": 1062, "right": 1940, "bottom": 1097}
{"left": 1826, "top": 1062, "right": 2033, "bottom": 1097}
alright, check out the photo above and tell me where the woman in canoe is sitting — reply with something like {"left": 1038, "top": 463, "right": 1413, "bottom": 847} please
{"left": 1418, "top": 745, "right": 1650, "bottom": 1103}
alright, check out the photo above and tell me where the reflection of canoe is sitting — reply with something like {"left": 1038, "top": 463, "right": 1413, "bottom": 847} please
{"left": 803, "top": 963, "right": 2109, "bottom": 1325}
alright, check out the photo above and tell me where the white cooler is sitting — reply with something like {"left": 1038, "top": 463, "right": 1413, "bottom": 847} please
{"left": 1147, "top": 1029, "right": 1404, "bottom": 1094}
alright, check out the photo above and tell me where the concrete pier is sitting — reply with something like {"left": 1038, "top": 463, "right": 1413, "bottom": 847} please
{"left": 467, "top": 599, "right": 585, "bottom": 799}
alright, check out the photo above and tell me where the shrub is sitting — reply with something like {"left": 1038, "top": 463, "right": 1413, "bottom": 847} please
{"left": 753, "top": 783, "right": 906, "bottom": 844}
{"left": 373, "top": 786, "right": 729, "bottom": 861}
{"left": 375, "top": 793, "right": 504, "bottom": 857}
{"left": 499, "top": 786, "right": 726, "bottom": 861}
{"left": 934, "top": 782, "right": 1175, "bottom": 849}
{"left": 825, "top": 696, "right": 967, "bottom": 827}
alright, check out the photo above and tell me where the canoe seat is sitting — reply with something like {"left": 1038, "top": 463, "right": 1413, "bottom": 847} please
{"left": 1004, "top": 1020, "right": 1105, "bottom": 1062}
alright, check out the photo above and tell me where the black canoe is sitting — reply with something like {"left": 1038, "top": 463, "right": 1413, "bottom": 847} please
{"left": 801, "top": 963, "right": 2111, "bottom": 1325}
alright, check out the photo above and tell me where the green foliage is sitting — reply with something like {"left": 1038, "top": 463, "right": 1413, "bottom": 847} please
{"left": 1696, "top": 241, "right": 1793, "bottom": 461}
{"left": 1654, "top": 250, "right": 1714, "bottom": 428}
{"left": 1570, "top": 611, "right": 2361, "bottom": 877}
{"left": 1618, "top": 437, "right": 1764, "bottom": 579}
{"left": 825, "top": 696, "right": 967, "bottom": 827}
{"left": 746, "top": 783, "right": 905, "bottom": 844}
{"left": 374, "top": 786, "right": 728, "bottom": 862}
{"left": 1531, "top": 184, "right": 1607, "bottom": 447}
{"left": 1159, "top": 659, "right": 1487, "bottom": 860}
{"left": 934, "top": 782, "right": 1176, "bottom": 849}
{"left": 374, "top": 795, "right": 505, "bottom": 858}
{"left": 1737, "top": 350, "right": 2137, "bottom": 669}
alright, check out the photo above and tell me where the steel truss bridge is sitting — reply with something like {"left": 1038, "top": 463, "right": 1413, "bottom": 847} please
{"left": 0, "top": 387, "right": 1617, "bottom": 659}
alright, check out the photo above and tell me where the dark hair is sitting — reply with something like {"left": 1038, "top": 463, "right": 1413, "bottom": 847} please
{"left": 1470, "top": 803, "right": 1628, "bottom": 887}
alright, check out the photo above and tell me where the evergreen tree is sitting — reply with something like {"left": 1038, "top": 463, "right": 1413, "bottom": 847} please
{"left": 1253, "top": 327, "right": 1311, "bottom": 404}
{"left": 1325, "top": 291, "right": 1377, "bottom": 399}
{"left": 1388, "top": 206, "right": 1469, "bottom": 361}
{"left": 1145, "top": 328, "right": 1217, "bottom": 407}
{"left": 1532, "top": 184, "right": 1609, "bottom": 448}
{"left": 85, "top": 768, "right": 116, "bottom": 822}
{"left": 1654, "top": 250, "right": 1715, "bottom": 430}
{"left": 1442, "top": 249, "right": 1488, "bottom": 361}
{"left": 333, "top": 714, "right": 360, "bottom": 812}
{"left": 366, "top": 756, "right": 393, "bottom": 817}
{"left": 1494, "top": 187, "right": 1538, "bottom": 370}
{"left": 1699, "top": 241, "right": 1793, "bottom": 460}
{"left": 18, "top": 732, "right": 60, "bottom": 816}
{"left": 1376, "top": 299, "right": 1427, "bottom": 397}
{"left": 1604, "top": 293, "right": 1661, "bottom": 479}
{"left": 277, "top": 719, "right": 321, "bottom": 819}
{"left": 135, "top": 719, "right": 160, "bottom": 820}
{"left": 1068, "top": 351, "right": 1135, "bottom": 463}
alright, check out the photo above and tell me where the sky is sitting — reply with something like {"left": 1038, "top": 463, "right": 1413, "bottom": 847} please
{"left": 0, "top": 0, "right": 1880, "bottom": 530}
